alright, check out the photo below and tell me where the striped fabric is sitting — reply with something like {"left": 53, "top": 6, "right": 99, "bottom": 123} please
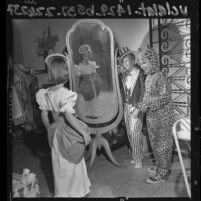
{"left": 120, "top": 70, "right": 144, "bottom": 162}
{"left": 118, "top": 47, "right": 131, "bottom": 57}
{"left": 124, "top": 103, "right": 143, "bottom": 162}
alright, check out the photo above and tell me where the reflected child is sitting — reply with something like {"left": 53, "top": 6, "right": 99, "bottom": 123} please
{"left": 74, "top": 44, "right": 102, "bottom": 119}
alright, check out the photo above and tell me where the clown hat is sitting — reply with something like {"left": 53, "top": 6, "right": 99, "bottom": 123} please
{"left": 118, "top": 47, "right": 136, "bottom": 61}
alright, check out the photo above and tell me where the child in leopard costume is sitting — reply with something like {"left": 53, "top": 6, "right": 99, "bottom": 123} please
{"left": 137, "top": 46, "right": 174, "bottom": 184}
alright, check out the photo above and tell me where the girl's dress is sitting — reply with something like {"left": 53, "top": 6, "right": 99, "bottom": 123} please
{"left": 74, "top": 61, "right": 101, "bottom": 101}
{"left": 36, "top": 86, "right": 91, "bottom": 197}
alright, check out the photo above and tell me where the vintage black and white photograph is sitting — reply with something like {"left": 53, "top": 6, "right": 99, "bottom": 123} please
{"left": 7, "top": 17, "right": 195, "bottom": 198}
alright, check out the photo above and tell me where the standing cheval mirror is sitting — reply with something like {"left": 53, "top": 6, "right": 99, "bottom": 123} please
{"left": 66, "top": 19, "right": 124, "bottom": 168}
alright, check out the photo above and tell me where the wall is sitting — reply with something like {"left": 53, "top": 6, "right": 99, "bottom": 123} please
{"left": 12, "top": 19, "right": 150, "bottom": 87}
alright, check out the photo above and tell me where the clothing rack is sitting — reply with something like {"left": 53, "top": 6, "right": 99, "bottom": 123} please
{"left": 9, "top": 63, "right": 41, "bottom": 134}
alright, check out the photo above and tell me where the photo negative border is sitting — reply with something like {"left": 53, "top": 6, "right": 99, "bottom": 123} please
{"left": 6, "top": 0, "right": 200, "bottom": 200}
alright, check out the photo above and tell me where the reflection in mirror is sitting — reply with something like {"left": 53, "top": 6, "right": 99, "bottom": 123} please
{"left": 67, "top": 20, "right": 122, "bottom": 129}
{"left": 74, "top": 44, "right": 103, "bottom": 120}
{"left": 66, "top": 20, "right": 124, "bottom": 168}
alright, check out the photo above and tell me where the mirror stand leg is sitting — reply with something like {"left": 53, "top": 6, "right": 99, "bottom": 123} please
{"left": 88, "top": 139, "right": 98, "bottom": 169}
{"left": 100, "top": 136, "right": 122, "bottom": 168}
{"left": 87, "top": 135, "right": 124, "bottom": 169}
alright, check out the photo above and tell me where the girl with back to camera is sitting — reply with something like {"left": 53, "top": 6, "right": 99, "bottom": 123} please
{"left": 36, "top": 53, "right": 91, "bottom": 197}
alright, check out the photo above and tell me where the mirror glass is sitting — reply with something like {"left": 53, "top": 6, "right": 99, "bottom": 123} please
{"left": 67, "top": 20, "right": 119, "bottom": 124}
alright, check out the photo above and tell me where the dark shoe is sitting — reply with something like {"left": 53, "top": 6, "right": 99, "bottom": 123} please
{"left": 147, "top": 166, "right": 157, "bottom": 174}
{"left": 146, "top": 174, "right": 168, "bottom": 184}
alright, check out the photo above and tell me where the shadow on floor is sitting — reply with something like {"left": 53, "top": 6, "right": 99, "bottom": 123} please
{"left": 21, "top": 130, "right": 54, "bottom": 194}
{"left": 175, "top": 172, "right": 189, "bottom": 197}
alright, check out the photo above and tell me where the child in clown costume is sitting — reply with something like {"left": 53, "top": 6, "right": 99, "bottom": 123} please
{"left": 118, "top": 47, "right": 146, "bottom": 169}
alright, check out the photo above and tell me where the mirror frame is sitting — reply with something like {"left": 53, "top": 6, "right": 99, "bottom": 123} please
{"left": 66, "top": 19, "right": 123, "bottom": 134}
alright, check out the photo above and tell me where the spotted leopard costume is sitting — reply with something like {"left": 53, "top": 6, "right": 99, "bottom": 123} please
{"left": 137, "top": 46, "right": 174, "bottom": 178}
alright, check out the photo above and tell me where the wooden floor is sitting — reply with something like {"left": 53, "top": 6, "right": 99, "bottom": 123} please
{"left": 11, "top": 133, "right": 191, "bottom": 198}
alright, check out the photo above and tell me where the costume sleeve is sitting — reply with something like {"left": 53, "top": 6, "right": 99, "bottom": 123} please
{"left": 59, "top": 89, "right": 78, "bottom": 114}
{"left": 74, "top": 65, "right": 81, "bottom": 76}
{"left": 138, "top": 91, "right": 150, "bottom": 113}
{"left": 139, "top": 73, "right": 171, "bottom": 112}
{"left": 36, "top": 89, "right": 48, "bottom": 111}
{"left": 138, "top": 72, "right": 146, "bottom": 103}
{"left": 137, "top": 72, "right": 150, "bottom": 112}
{"left": 89, "top": 61, "right": 100, "bottom": 73}
{"left": 148, "top": 73, "right": 172, "bottom": 111}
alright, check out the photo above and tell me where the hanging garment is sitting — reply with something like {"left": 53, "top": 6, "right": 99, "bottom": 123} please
{"left": 12, "top": 66, "right": 40, "bottom": 129}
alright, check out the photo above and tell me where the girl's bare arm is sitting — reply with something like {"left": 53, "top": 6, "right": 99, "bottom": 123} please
{"left": 41, "top": 110, "right": 50, "bottom": 130}
{"left": 64, "top": 112, "right": 91, "bottom": 145}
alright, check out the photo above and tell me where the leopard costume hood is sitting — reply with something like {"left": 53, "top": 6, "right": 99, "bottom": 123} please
{"left": 138, "top": 46, "right": 160, "bottom": 74}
